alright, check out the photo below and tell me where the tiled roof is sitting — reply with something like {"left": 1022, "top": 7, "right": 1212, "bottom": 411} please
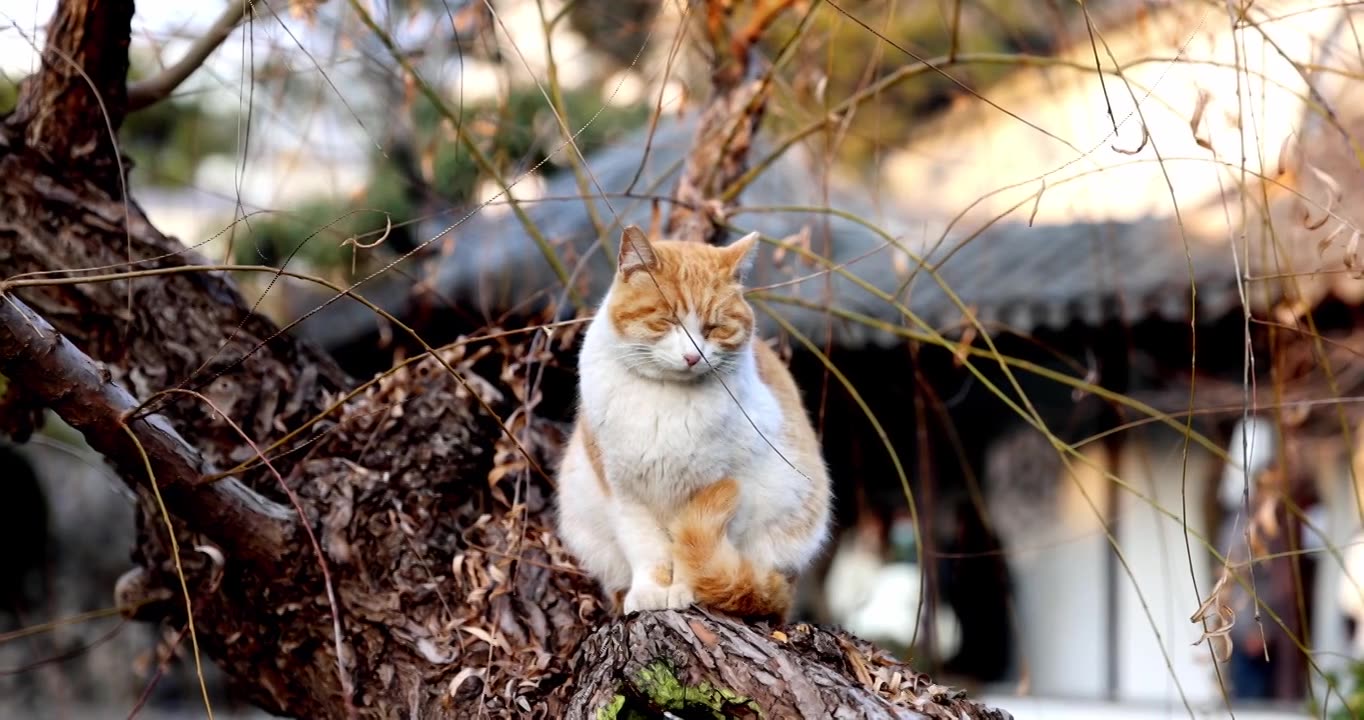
{"left": 298, "top": 113, "right": 1348, "bottom": 351}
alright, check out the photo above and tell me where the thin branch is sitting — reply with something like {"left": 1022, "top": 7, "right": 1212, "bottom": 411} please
{"left": 123, "top": 423, "right": 216, "bottom": 720}
{"left": 0, "top": 292, "right": 295, "bottom": 564}
{"left": 126, "top": 0, "right": 253, "bottom": 111}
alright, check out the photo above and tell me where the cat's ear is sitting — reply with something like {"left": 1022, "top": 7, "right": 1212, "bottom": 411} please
{"left": 725, "top": 231, "right": 760, "bottom": 282}
{"left": 618, "top": 226, "right": 659, "bottom": 279}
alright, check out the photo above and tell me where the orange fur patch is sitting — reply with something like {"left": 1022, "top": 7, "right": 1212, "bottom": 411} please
{"left": 670, "top": 478, "right": 793, "bottom": 621}
{"left": 607, "top": 238, "right": 756, "bottom": 352}
{"left": 578, "top": 424, "right": 610, "bottom": 497}
{"left": 652, "top": 564, "right": 673, "bottom": 587}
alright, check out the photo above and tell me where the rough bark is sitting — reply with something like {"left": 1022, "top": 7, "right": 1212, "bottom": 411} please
{"left": 8, "top": 0, "right": 132, "bottom": 183}
{"left": 0, "top": 1, "right": 1012, "bottom": 718}
{"left": 564, "top": 610, "right": 1011, "bottom": 720}
{"left": 665, "top": 0, "right": 794, "bottom": 245}
{"left": 0, "top": 295, "right": 294, "bottom": 564}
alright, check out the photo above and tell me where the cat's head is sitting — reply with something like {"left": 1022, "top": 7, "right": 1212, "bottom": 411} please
{"left": 601, "top": 227, "right": 759, "bottom": 381}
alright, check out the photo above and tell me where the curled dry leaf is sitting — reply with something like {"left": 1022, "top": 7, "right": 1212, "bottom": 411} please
{"left": 1277, "top": 131, "right": 1298, "bottom": 177}
{"left": 1318, "top": 222, "right": 1346, "bottom": 256}
{"left": 1190, "top": 572, "right": 1236, "bottom": 662}
{"left": 194, "top": 544, "right": 227, "bottom": 593}
{"left": 1189, "top": 87, "right": 1213, "bottom": 150}
{"left": 838, "top": 636, "right": 875, "bottom": 688}
{"left": 1346, "top": 231, "right": 1364, "bottom": 279}
{"left": 1253, "top": 491, "right": 1281, "bottom": 542}
{"left": 448, "top": 667, "right": 485, "bottom": 698}
{"left": 1302, "top": 163, "right": 1341, "bottom": 231}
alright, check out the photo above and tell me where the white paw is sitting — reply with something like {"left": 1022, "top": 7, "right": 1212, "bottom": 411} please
{"left": 622, "top": 581, "right": 671, "bottom": 613}
{"left": 665, "top": 582, "right": 695, "bottom": 610}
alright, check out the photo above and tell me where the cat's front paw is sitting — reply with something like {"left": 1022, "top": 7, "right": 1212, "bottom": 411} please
{"left": 622, "top": 581, "right": 671, "bottom": 613}
{"left": 623, "top": 580, "right": 695, "bottom": 612}
{"left": 665, "top": 582, "right": 695, "bottom": 610}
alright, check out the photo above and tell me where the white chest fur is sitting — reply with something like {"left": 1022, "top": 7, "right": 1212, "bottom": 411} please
{"left": 578, "top": 320, "right": 783, "bottom": 513}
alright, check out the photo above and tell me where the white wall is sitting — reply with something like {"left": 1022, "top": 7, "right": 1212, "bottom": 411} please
{"left": 1004, "top": 443, "right": 1113, "bottom": 698}
{"left": 1114, "top": 432, "right": 1220, "bottom": 706}
{"left": 1001, "top": 429, "right": 1249, "bottom": 707}
{"left": 1310, "top": 440, "right": 1364, "bottom": 700}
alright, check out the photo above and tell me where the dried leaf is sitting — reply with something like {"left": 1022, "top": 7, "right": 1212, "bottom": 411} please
{"left": 1318, "top": 222, "right": 1346, "bottom": 255}
{"left": 1190, "top": 572, "right": 1236, "bottom": 662}
{"left": 1277, "top": 131, "right": 1297, "bottom": 177}
{"left": 952, "top": 321, "right": 977, "bottom": 368}
{"left": 460, "top": 625, "right": 508, "bottom": 652}
{"left": 1302, "top": 162, "right": 1340, "bottom": 230}
{"left": 839, "top": 638, "right": 874, "bottom": 688}
{"left": 1189, "top": 88, "right": 1213, "bottom": 150}
{"left": 1347, "top": 231, "right": 1363, "bottom": 279}
{"left": 448, "top": 667, "right": 484, "bottom": 697}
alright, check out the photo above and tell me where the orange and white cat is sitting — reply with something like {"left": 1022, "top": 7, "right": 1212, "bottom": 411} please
{"left": 554, "top": 227, "right": 830, "bottom": 620}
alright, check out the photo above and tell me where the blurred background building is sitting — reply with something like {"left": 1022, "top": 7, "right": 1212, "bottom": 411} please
{"left": 5, "top": 0, "right": 1364, "bottom": 717}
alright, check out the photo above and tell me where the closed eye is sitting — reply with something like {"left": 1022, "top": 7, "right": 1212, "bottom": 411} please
{"left": 644, "top": 317, "right": 677, "bottom": 334}
{"left": 702, "top": 323, "right": 719, "bottom": 335}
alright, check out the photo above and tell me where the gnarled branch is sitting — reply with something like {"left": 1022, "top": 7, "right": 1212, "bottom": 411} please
{"left": 0, "top": 1, "right": 1015, "bottom": 717}
{"left": 563, "top": 609, "right": 1012, "bottom": 719}
{"left": 667, "top": 0, "right": 803, "bottom": 244}
{"left": 0, "top": 292, "right": 296, "bottom": 564}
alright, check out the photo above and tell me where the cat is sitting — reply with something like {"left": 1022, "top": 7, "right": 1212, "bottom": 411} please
{"left": 554, "top": 226, "right": 831, "bottom": 620}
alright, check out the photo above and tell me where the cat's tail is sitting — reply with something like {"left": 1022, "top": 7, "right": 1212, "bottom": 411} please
{"left": 669, "top": 478, "right": 793, "bottom": 620}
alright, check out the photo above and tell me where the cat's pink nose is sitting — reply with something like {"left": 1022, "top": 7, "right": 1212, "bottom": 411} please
{"left": 683, "top": 352, "right": 702, "bottom": 367}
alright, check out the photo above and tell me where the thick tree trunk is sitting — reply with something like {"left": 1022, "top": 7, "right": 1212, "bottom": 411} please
{"left": 0, "top": 1, "right": 1011, "bottom": 718}
{"left": 564, "top": 611, "right": 1009, "bottom": 720}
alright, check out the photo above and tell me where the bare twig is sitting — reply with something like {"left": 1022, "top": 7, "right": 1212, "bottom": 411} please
{"left": 126, "top": 0, "right": 254, "bottom": 111}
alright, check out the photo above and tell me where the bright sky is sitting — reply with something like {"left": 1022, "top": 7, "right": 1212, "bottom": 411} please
{"left": 0, "top": 0, "right": 609, "bottom": 245}
{"left": 0, "top": 1, "right": 380, "bottom": 244}
{"left": 1, "top": 1, "right": 223, "bottom": 74}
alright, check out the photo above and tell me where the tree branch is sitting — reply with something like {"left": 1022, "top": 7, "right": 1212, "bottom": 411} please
{"left": 0, "top": 2, "right": 1016, "bottom": 718}
{"left": 666, "top": 0, "right": 801, "bottom": 244}
{"left": 0, "top": 292, "right": 296, "bottom": 564}
{"left": 563, "top": 609, "right": 1013, "bottom": 718}
{"left": 126, "top": 0, "right": 253, "bottom": 111}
